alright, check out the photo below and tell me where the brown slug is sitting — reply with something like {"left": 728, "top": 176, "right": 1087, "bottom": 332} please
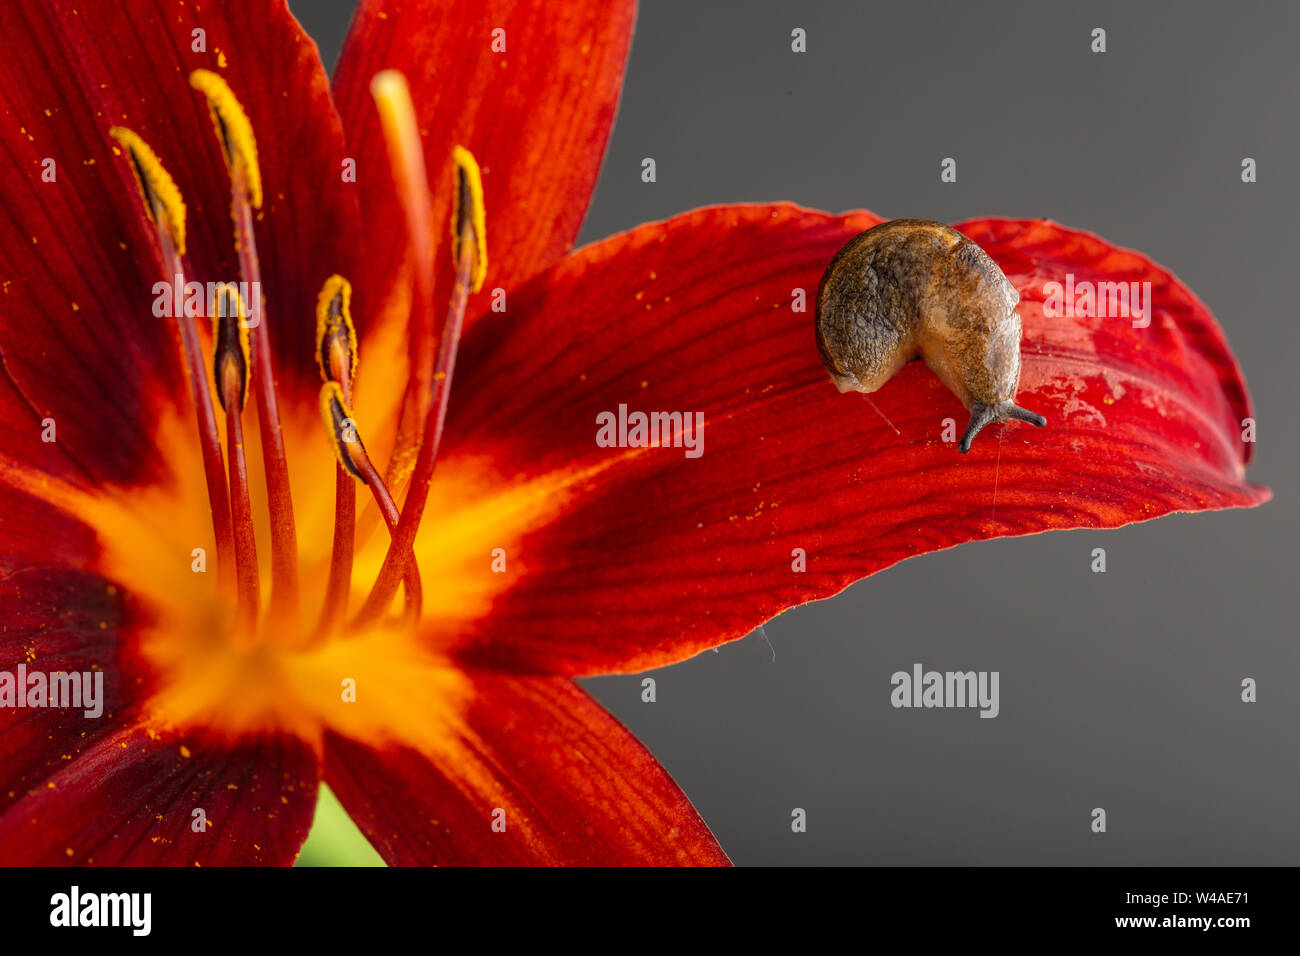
{"left": 815, "top": 219, "right": 1046, "bottom": 453}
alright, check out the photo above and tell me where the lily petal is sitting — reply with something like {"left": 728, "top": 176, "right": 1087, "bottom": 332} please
{"left": 0, "top": 721, "right": 318, "bottom": 865}
{"left": 324, "top": 673, "right": 728, "bottom": 865}
{"left": 332, "top": 0, "right": 635, "bottom": 341}
{"left": 427, "top": 204, "right": 1269, "bottom": 675}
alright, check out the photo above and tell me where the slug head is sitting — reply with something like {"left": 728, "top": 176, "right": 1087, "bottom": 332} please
{"left": 918, "top": 237, "right": 1047, "bottom": 452}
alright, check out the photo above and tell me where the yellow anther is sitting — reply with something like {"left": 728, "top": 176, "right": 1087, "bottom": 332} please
{"left": 211, "top": 284, "right": 252, "bottom": 411}
{"left": 189, "top": 69, "right": 263, "bottom": 209}
{"left": 108, "top": 127, "right": 186, "bottom": 255}
{"left": 319, "top": 381, "right": 367, "bottom": 483}
{"left": 451, "top": 145, "right": 487, "bottom": 293}
{"left": 315, "top": 274, "right": 358, "bottom": 385}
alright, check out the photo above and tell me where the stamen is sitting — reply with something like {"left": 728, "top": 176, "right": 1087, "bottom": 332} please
{"left": 189, "top": 70, "right": 300, "bottom": 628}
{"left": 355, "top": 146, "right": 486, "bottom": 626}
{"left": 108, "top": 127, "right": 235, "bottom": 601}
{"left": 370, "top": 70, "right": 436, "bottom": 502}
{"left": 213, "top": 285, "right": 260, "bottom": 638}
{"left": 313, "top": 276, "right": 360, "bottom": 637}
{"left": 319, "top": 383, "right": 423, "bottom": 625}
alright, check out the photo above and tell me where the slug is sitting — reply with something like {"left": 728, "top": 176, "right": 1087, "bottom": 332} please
{"left": 815, "top": 218, "right": 1046, "bottom": 453}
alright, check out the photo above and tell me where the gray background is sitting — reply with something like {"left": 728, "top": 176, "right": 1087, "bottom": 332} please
{"left": 292, "top": 0, "right": 1297, "bottom": 865}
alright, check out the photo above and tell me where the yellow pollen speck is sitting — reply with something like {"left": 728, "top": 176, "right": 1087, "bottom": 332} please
{"left": 179, "top": 745, "right": 191, "bottom": 757}
{"left": 44, "top": 109, "right": 51, "bottom": 117}
{"left": 189, "top": 69, "right": 263, "bottom": 209}
{"left": 108, "top": 126, "right": 187, "bottom": 254}
{"left": 70, "top": 302, "right": 79, "bottom": 311}
{"left": 217, "top": 49, "right": 228, "bottom": 69}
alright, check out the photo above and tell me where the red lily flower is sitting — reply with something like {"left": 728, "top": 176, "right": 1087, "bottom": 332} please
{"left": 0, "top": 0, "right": 1267, "bottom": 867}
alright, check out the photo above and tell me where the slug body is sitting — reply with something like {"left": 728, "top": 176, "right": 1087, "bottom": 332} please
{"left": 815, "top": 219, "right": 1046, "bottom": 452}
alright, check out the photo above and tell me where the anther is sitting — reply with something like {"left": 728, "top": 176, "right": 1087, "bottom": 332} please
{"left": 188, "top": 70, "right": 262, "bottom": 209}
{"left": 108, "top": 127, "right": 187, "bottom": 254}
{"left": 320, "top": 382, "right": 368, "bottom": 483}
{"left": 450, "top": 145, "right": 487, "bottom": 295}
{"left": 316, "top": 274, "right": 359, "bottom": 396}
{"left": 212, "top": 286, "right": 251, "bottom": 412}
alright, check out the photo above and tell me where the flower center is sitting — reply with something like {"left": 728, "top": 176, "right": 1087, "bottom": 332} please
{"left": 109, "top": 69, "right": 485, "bottom": 654}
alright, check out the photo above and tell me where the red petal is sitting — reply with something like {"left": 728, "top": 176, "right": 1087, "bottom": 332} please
{"left": 0, "top": 568, "right": 127, "bottom": 822}
{"left": 432, "top": 204, "right": 1269, "bottom": 674}
{"left": 332, "top": 0, "right": 634, "bottom": 337}
{"left": 0, "top": 0, "right": 358, "bottom": 479}
{"left": 0, "top": 721, "right": 318, "bottom": 866}
{"left": 0, "top": 4, "right": 176, "bottom": 483}
{"left": 325, "top": 674, "right": 728, "bottom": 865}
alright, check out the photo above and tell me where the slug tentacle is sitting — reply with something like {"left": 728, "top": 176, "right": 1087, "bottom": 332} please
{"left": 815, "top": 219, "right": 1046, "bottom": 453}
{"left": 959, "top": 401, "right": 1047, "bottom": 454}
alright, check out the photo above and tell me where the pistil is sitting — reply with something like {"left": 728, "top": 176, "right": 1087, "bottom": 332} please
{"left": 369, "top": 71, "right": 437, "bottom": 504}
